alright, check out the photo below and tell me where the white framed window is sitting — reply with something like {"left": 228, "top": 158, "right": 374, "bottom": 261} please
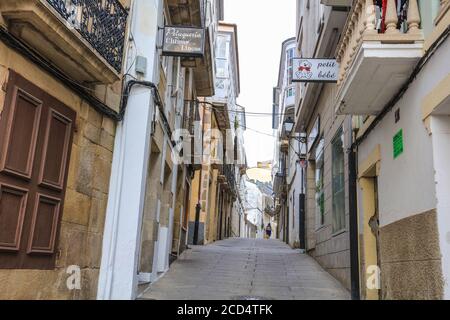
{"left": 287, "top": 48, "right": 295, "bottom": 85}
{"left": 315, "top": 137, "right": 325, "bottom": 229}
{"left": 286, "top": 87, "right": 295, "bottom": 98}
{"left": 316, "top": 2, "right": 325, "bottom": 34}
{"left": 332, "top": 128, "right": 346, "bottom": 233}
{"left": 216, "top": 35, "right": 229, "bottom": 79}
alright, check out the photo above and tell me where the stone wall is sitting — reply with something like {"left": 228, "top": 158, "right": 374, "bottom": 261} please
{"left": 379, "top": 210, "right": 444, "bottom": 300}
{"left": 172, "top": 169, "right": 185, "bottom": 254}
{"left": 304, "top": 84, "right": 351, "bottom": 290}
{"left": 0, "top": 43, "right": 116, "bottom": 299}
{"left": 139, "top": 150, "right": 163, "bottom": 274}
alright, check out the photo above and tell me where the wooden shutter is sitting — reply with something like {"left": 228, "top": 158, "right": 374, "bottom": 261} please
{"left": 0, "top": 70, "right": 76, "bottom": 270}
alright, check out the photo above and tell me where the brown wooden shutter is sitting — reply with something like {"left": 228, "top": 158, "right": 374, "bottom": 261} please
{"left": 0, "top": 70, "right": 76, "bottom": 270}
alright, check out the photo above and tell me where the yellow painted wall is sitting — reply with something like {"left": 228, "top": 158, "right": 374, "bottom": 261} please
{"left": 207, "top": 170, "right": 219, "bottom": 243}
{"left": 189, "top": 170, "right": 201, "bottom": 222}
{"left": 358, "top": 145, "right": 381, "bottom": 300}
{"left": 359, "top": 178, "right": 380, "bottom": 300}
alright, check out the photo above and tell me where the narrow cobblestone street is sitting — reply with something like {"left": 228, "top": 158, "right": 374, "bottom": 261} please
{"left": 141, "top": 239, "right": 349, "bottom": 300}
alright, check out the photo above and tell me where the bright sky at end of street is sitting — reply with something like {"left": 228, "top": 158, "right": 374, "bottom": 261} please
{"left": 224, "top": 0, "right": 297, "bottom": 168}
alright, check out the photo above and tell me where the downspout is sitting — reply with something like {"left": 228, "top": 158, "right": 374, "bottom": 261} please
{"left": 348, "top": 117, "right": 361, "bottom": 300}
{"left": 193, "top": 102, "right": 206, "bottom": 245}
{"left": 297, "top": 134, "right": 306, "bottom": 252}
{"left": 299, "top": 163, "right": 306, "bottom": 252}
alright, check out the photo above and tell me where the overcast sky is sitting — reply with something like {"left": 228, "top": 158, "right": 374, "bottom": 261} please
{"left": 224, "top": 0, "right": 296, "bottom": 167}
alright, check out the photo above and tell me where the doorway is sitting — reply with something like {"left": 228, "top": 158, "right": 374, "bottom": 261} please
{"left": 359, "top": 146, "right": 382, "bottom": 300}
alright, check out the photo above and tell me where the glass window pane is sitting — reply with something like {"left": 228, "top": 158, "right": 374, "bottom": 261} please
{"left": 315, "top": 137, "right": 325, "bottom": 227}
{"left": 216, "top": 36, "right": 227, "bottom": 59}
{"left": 332, "top": 128, "right": 345, "bottom": 233}
{"left": 216, "top": 59, "right": 228, "bottom": 78}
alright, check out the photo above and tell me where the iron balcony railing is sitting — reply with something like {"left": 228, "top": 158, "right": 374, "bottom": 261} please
{"left": 224, "top": 164, "right": 236, "bottom": 191}
{"left": 46, "top": 0, "right": 128, "bottom": 73}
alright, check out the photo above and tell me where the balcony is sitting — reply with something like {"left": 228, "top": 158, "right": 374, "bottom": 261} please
{"left": 321, "top": 0, "right": 352, "bottom": 6}
{"left": 0, "top": 0, "right": 127, "bottom": 84}
{"left": 224, "top": 164, "right": 236, "bottom": 191}
{"left": 335, "top": 0, "right": 424, "bottom": 115}
{"left": 166, "top": 0, "right": 215, "bottom": 97}
{"left": 181, "top": 100, "right": 202, "bottom": 170}
{"left": 191, "top": 26, "right": 215, "bottom": 97}
{"left": 212, "top": 102, "right": 231, "bottom": 131}
{"left": 273, "top": 172, "right": 286, "bottom": 197}
{"left": 166, "top": 0, "right": 205, "bottom": 27}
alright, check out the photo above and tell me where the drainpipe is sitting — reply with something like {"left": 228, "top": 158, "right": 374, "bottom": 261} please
{"left": 193, "top": 102, "right": 206, "bottom": 245}
{"left": 193, "top": 203, "right": 201, "bottom": 245}
{"left": 299, "top": 163, "right": 306, "bottom": 252}
{"left": 348, "top": 118, "right": 361, "bottom": 300}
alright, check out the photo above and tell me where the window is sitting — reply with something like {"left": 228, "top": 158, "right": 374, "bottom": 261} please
{"left": 171, "top": 57, "right": 180, "bottom": 93}
{"left": 0, "top": 71, "right": 76, "bottom": 270}
{"left": 332, "top": 128, "right": 346, "bottom": 233}
{"left": 315, "top": 137, "right": 325, "bottom": 228}
{"left": 286, "top": 87, "right": 295, "bottom": 98}
{"left": 317, "top": 3, "right": 325, "bottom": 33}
{"left": 287, "top": 48, "right": 295, "bottom": 85}
{"left": 419, "top": 0, "right": 441, "bottom": 36}
{"left": 216, "top": 35, "right": 228, "bottom": 59}
{"left": 216, "top": 59, "right": 228, "bottom": 78}
{"left": 216, "top": 35, "right": 229, "bottom": 79}
{"left": 161, "top": 15, "right": 169, "bottom": 75}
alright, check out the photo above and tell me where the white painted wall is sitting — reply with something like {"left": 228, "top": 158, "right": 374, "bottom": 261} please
{"left": 97, "top": 0, "right": 163, "bottom": 300}
{"left": 430, "top": 115, "right": 450, "bottom": 299}
{"left": 358, "top": 39, "right": 450, "bottom": 227}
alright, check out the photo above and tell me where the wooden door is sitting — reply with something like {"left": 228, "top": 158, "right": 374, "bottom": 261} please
{"left": 0, "top": 70, "right": 76, "bottom": 270}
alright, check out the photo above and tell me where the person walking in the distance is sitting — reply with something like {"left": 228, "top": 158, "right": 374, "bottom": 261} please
{"left": 265, "top": 223, "right": 272, "bottom": 239}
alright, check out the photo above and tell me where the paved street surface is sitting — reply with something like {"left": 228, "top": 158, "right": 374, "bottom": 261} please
{"left": 140, "top": 238, "right": 350, "bottom": 300}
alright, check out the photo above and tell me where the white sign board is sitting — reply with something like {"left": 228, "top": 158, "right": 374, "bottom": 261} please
{"left": 293, "top": 58, "right": 339, "bottom": 83}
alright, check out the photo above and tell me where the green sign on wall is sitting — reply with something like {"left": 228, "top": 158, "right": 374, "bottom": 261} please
{"left": 393, "top": 130, "right": 404, "bottom": 159}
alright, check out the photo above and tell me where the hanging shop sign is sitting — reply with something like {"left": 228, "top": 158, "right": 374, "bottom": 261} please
{"left": 292, "top": 58, "right": 339, "bottom": 83}
{"left": 162, "top": 26, "right": 205, "bottom": 57}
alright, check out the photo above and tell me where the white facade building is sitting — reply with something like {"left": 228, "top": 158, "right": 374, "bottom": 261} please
{"left": 98, "top": 0, "right": 223, "bottom": 300}
{"left": 272, "top": 38, "right": 303, "bottom": 247}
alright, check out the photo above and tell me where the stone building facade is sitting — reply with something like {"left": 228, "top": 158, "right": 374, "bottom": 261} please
{"left": 272, "top": 0, "right": 351, "bottom": 288}
{"left": 0, "top": 0, "right": 129, "bottom": 299}
{"left": 188, "top": 22, "right": 245, "bottom": 245}
{"left": 0, "top": 0, "right": 246, "bottom": 301}
{"left": 280, "top": 0, "right": 450, "bottom": 300}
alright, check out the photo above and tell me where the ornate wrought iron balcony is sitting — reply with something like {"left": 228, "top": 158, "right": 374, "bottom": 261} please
{"left": 46, "top": 0, "right": 128, "bottom": 73}
{"left": 0, "top": 0, "right": 129, "bottom": 84}
{"left": 224, "top": 164, "right": 236, "bottom": 191}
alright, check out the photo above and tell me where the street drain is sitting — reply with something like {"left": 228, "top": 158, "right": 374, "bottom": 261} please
{"left": 232, "top": 295, "right": 272, "bottom": 300}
